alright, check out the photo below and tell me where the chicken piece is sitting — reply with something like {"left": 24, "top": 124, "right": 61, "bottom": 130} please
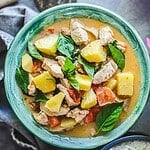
{"left": 67, "top": 108, "right": 89, "bottom": 123}
{"left": 116, "top": 40, "right": 127, "bottom": 52}
{"left": 90, "top": 128, "right": 97, "bottom": 136}
{"left": 40, "top": 102, "right": 70, "bottom": 116}
{"left": 57, "top": 84, "right": 80, "bottom": 106}
{"left": 55, "top": 56, "right": 66, "bottom": 67}
{"left": 28, "top": 74, "right": 36, "bottom": 96}
{"left": 33, "top": 111, "right": 49, "bottom": 126}
{"left": 70, "top": 19, "right": 98, "bottom": 39}
{"left": 98, "top": 26, "right": 114, "bottom": 45}
{"left": 42, "top": 58, "right": 64, "bottom": 78}
{"left": 93, "top": 60, "right": 118, "bottom": 84}
{"left": 71, "top": 27, "right": 89, "bottom": 45}
{"left": 61, "top": 27, "right": 71, "bottom": 36}
{"left": 60, "top": 78, "right": 70, "bottom": 88}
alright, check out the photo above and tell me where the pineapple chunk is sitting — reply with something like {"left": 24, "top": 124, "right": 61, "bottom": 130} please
{"left": 81, "top": 89, "right": 97, "bottom": 109}
{"left": 106, "top": 78, "right": 117, "bottom": 90}
{"left": 33, "top": 71, "right": 56, "bottom": 93}
{"left": 61, "top": 118, "right": 76, "bottom": 128}
{"left": 117, "top": 72, "right": 134, "bottom": 96}
{"left": 45, "top": 92, "right": 65, "bottom": 113}
{"left": 81, "top": 40, "right": 107, "bottom": 62}
{"left": 34, "top": 34, "right": 58, "bottom": 55}
{"left": 22, "top": 53, "right": 33, "bottom": 73}
{"left": 75, "top": 74, "right": 92, "bottom": 91}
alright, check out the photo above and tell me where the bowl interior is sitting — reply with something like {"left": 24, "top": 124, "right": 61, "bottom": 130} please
{"left": 4, "top": 3, "right": 150, "bottom": 149}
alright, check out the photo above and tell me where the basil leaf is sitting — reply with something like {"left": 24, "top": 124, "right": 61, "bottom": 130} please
{"left": 96, "top": 103, "right": 123, "bottom": 133}
{"left": 57, "top": 35, "right": 75, "bottom": 60}
{"left": 35, "top": 91, "right": 49, "bottom": 102}
{"left": 28, "top": 41, "right": 43, "bottom": 60}
{"left": 62, "top": 58, "right": 79, "bottom": 90}
{"left": 68, "top": 76, "right": 79, "bottom": 90}
{"left": 62, "top": 58, "right": 75, "bottom": 76}
{"left": 78, "top": 57, "right": 94, "bottom": 77}
{"left": 108, "top": 44, "right": 125, "bottom": 70}
{"left": 15, "top": 67, "right": 29, "bottom": 94}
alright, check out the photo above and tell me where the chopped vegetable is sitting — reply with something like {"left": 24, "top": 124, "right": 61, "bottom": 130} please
{"left": 32, "top": 60, "right": 42, "bottom": 73}
{"left": 28, "top": 41, "right": 43, "bottom": 60}
{"left": 34, "top": 34, "right": 58, "bottom": 55}
{"left": 96, "top": 103, "right": 123, "bottom": 133}
{"left": 84, "top": 107, "right": 100, "bottom": 124}
{"left": 22, "top": 53, "right": 33, "bottom": 73}
{"left": 15, "top": 67, "right": 29, "bottom": 94}
{"left": 62, "top": 58, "right": 79, "bottom": 90}
{"left": 117, "top": 72, "right": 134, "bottom": 96}
{"left": 61, "top": 118, "right": 76, "bottom": 128}
{"left": 57, "top": 35, "right": 75, "bottom": 60}
{"left": 78, "top": 57, "right": 94, "bottom": 77}
{"left": 49, "top": 116, "right": 61, "bottom": 128}
{"left": 45, "top": 92, "right": 65, "bottom": 113}
{"left": 81, "top": 89, "right": 97, "bottom": 109}
{"left": 81, "top": 40, "right": 107, "bottom": 62}
{"left": 108, "top": 43, "right": 125, "bottom": 70}
{"left": 33, "top": 71, "right": 56, "bottom": 93}
{"left": 106, "top": 78, "right": 117, "bottom": 90}
{"left": 35, "top": 91, "right": 49, "bottom": 102}
{"left": 95, "top": 86, "right": 116, "bottom": 106}
{"left": 75, "top": 74, "right": 92, "bottom": 91}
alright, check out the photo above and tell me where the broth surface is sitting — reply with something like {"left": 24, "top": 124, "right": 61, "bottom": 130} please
{"left": 25, "top": 18, "right": 141, "bottom": 137}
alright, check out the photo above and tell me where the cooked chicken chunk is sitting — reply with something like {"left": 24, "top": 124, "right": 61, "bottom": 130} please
{"left": 98, "top": 26, "right": 114, "bottom": 45}
{"left": 28, "top": 74, "right": 36, "bottom": 96}
{"left": 61, "top": 27, "right": 71, "bottom": 36}
{"left": 116, "top": 40, "right": 127, "bottom": 52}
{"left": 70, "top": 19, "right": 98, "bottom": 39}
{"left": 42, "top": 58, "right": 64, "bottom": 78}
{"left": 71, "top": 27, "right": 89, "bottom": 45}
{"left": 60, "top": 78, "right": 70, "bottom": 88}
{"left": 33, "top": 111, "right": 49, "bottom": 125}
{"left": 93, "top": 60, "right": 118, "bottom": 84}
{"left": 67, "top": 108, "right": 89, "bottom": 123}
{"left": 57, "top": 84, "right": 80, "bottom": 106}
{"left": 55, "top": 56, "right": 66, "bottom": 67}
{"left": 40, "top": 102, "right": 70, "bottom": 116}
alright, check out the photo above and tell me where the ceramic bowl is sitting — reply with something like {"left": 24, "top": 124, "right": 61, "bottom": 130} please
{"left": 101, "top": 135, "right": 150, "bottom": 150}
{"left": 4, "top": 3, "right": 150, "bottom": 149}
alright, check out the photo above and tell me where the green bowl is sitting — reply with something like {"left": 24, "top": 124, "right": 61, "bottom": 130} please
{"left": 4, "top": 3, "right": 150, "bottom": 149}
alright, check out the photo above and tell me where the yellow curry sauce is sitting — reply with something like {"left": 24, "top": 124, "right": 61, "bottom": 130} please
{"left": 23, "top": 18, "right": 140, "bottom": 137}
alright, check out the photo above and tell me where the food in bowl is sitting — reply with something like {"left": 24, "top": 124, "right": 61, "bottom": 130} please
{"left": 109, "top": 140, "right": 150, "bottom": 150}
{"left": 15, "top": 18, "right": 140, "bottom": 137}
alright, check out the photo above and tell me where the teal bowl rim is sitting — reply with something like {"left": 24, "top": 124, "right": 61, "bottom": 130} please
{"left": 4, "top": 3, "right": 150, "bottom": 149}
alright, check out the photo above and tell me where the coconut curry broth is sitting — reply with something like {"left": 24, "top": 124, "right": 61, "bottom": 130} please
{"left": 23, "top": 18, "right": 140, "bottom": 137}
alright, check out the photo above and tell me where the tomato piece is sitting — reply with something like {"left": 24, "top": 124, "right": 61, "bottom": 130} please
{"left": 67, "top": 87, "right": 81, "bottom": 103}
{"left": 32, "top": 60, "right": 42, "bottom": 73}
{"left": 49, "top": 116, "right": 60, "bottom": 128}
{"left": 95, "top": 86, "right": 116, "bottom": 106}
{"left": 84, "top": 107, "right": 100, "bottom": 124}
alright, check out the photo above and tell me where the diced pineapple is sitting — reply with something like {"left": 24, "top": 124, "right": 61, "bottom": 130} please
{"left": 33, "top": 71, "right": 56, "bottom": 93}
{"left": 45, "top": 92, "right": 65, "bottom": 113}
{"left": 61, "top": 118, "right": 76, "bottom": 128}
{"left": 22, "top": 53, "right": 33, "bottom": 73}
{"left": 117, "top": 72, "right": 134, "bottom": 96}
{"left": 75, "top": 74, "right": 92, "bottom": 91}
{"left": 106, "top": 78, "right": 117, "bottom": 90}
{"left": 81, "top": 40, "right": 107, "bottom": 62}
{"left": 34, "top": 34, "right": 58, "bottom": 55}
{"left": 81, "top": 89, "right": 97, "bottom": 109}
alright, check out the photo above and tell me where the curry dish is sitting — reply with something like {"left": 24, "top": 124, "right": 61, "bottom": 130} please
{"left": 15, "top": 18, "right": 140, "bottom": 137}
